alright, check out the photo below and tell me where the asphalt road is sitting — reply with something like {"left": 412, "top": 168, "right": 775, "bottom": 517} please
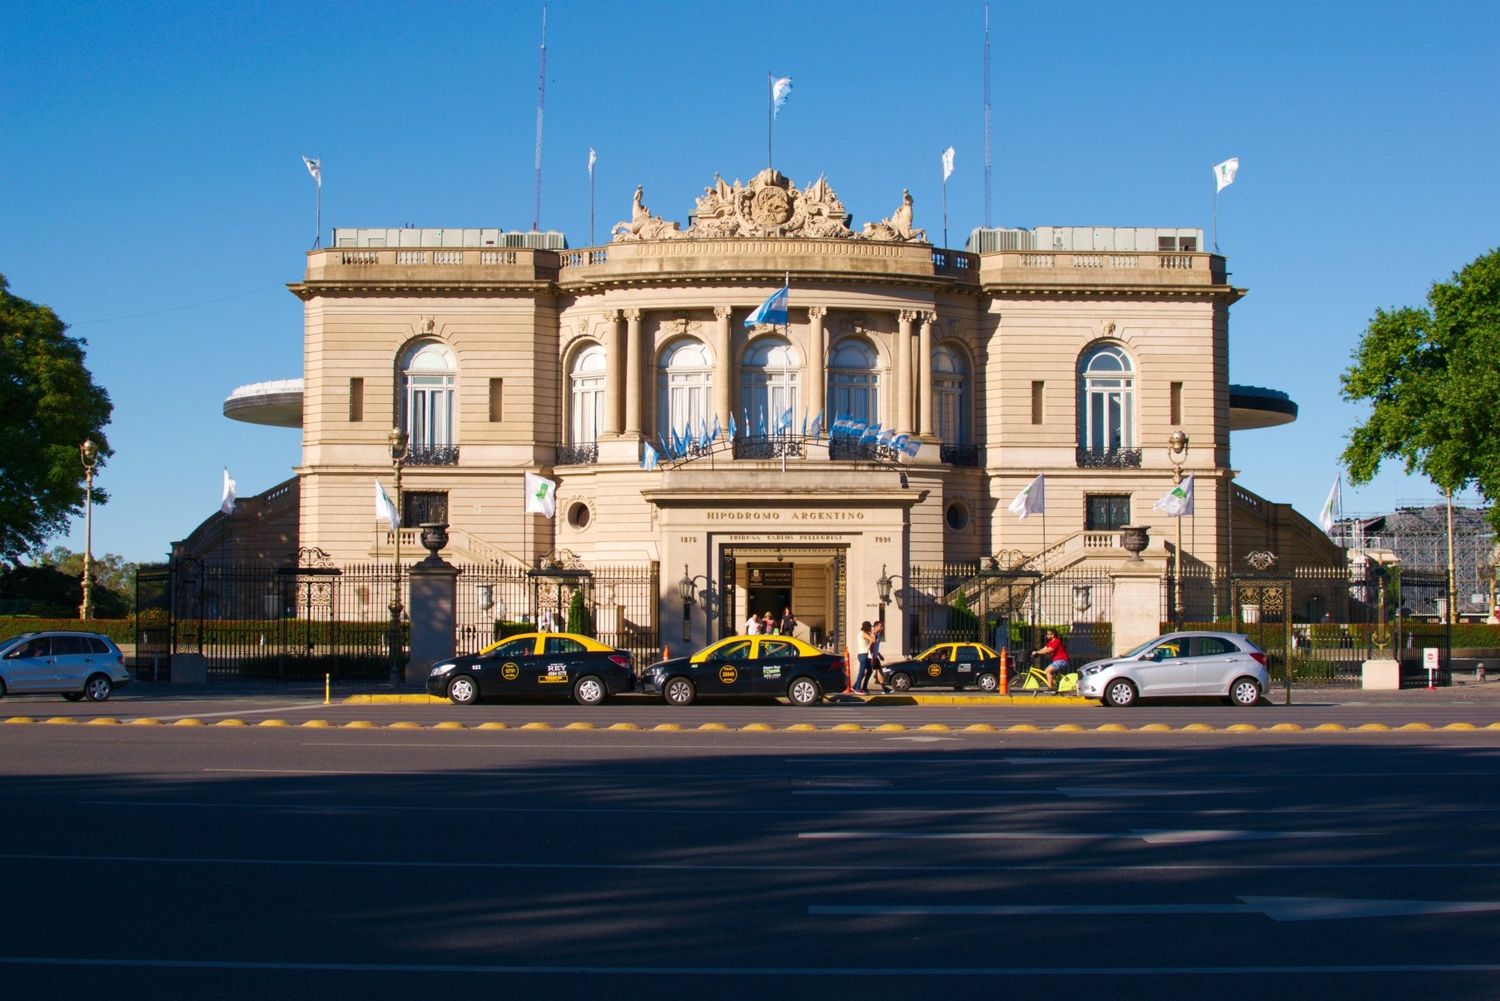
{"left": 2, "top": 716, "right": 1499, "bottom": 1000}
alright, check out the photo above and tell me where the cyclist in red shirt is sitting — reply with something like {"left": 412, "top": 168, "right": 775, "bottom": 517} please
{"left": 1032, "top": 629, "right": 1070, "bottom": 689}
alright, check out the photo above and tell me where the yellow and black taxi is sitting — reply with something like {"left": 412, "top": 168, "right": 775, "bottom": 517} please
{"left": 641, "top": 635, "right": 846, "bottom": 706}
{"left": 883, "top": 641, "right": 1004, "bottom": 692}
{"left": 426, "top": 632, "right": 635, "bottom": 706}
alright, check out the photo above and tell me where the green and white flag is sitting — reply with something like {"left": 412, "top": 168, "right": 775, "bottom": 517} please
{"left": 524, "top": 471, "right": 558, "bottom": 518}
{"left": 1153, "top": 475, "right": 1195, "bottom": 517}
{"left": 1318, "top": 476, "right": 1342, "bottom": 532}
{"left": 1007, "top": 473, "right": 1045, "bottom": 520}
{"left": 1213, "top": 157, "right": 1239, "bottom": 193}
{"left": 374, "top": 479, "right": 400, "bottom": 528}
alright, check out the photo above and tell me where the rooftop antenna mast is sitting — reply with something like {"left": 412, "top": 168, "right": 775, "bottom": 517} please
{"left": 532, "top": 3, "right": 548, "bottom": 232}
{"left": 983, "top": 1, "right": 992, "bottom": 228}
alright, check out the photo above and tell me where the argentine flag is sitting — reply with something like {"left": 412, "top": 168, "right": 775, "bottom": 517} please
{"left": 744, "top": 285, "right": 788, "bottom": 328}
{"left": 641, "top": 442, "right": 660, "bottom": 470}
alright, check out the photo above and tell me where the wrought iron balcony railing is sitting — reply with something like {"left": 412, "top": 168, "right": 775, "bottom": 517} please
{"left": 733, "top": 435, "right": 805, "bottom": 460}
{"left": 940, "top": 443, "right": 980, "bottom": 467}
{"left": 1076, "top": 447, "right": 1142, "bottom": 469}
{"left": 828, "top": 439, "right": 897, "bottom": 462}
{"left": 405, "top": 445, "right": 460, "bottom": 467}
{"left": 556, "top": 442, "right": 599, "bottom": 466}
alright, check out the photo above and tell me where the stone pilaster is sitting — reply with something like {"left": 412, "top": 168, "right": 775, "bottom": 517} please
{"left": 807, "top": 306, "right": 827, "bottom": 425}
{"left": 623, "top": 308, "right": 643, "bottom": 436}
{"left": 603, "top": 309, "right": 623, "bottom": 436}
{"left": 714, "top": 305, "right": 733, "bottom": 430}
{"left": 895, "top": 310, "right": 916, "bottom": 435}
{"left": 918, "top": 310, "right": 935, "bottom": 438}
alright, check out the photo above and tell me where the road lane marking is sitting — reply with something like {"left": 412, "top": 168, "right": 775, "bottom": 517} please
{"left": 813, "top": 896, "right": 1500, "bottom": 922}
{"left": 800, "top": 829, "right": 1365, "bottom": 843}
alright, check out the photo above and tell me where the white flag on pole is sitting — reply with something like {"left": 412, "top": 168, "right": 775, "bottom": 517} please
{"left": 1153, "top": 475, "right": 1195, "bottom": 517}
{"left": 1008, "top": 473, "right": 1045, "bottom": 520}
{"left": 1213, "top": 156, "right": 1239, "bottom": 193}
{"left": 942, "top": 146, "right": 955, "bottom": 183}
{"left": 302, "top": 155, "right": 322, "bottom": 187}
{"left": 1318, "top": 476, "right": 1342, "bottom": 532}
{"left": 771, "top": 76, "right": 792, "bottom": 117}
{"left": 524, "top": 471, "right": 558, "bottom": 518}
{"left": 588, "top": 147, "right": 596, "bottom": 177}
{"left": 220, "top": 468, "right": 237, "bottom": 516}
{"left": 374, "top": 480, "right": 400, "bottom": 528}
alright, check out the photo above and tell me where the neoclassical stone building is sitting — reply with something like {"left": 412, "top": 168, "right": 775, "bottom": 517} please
{"left": 219, "top": 169, "right": 1324, "bottom": 656}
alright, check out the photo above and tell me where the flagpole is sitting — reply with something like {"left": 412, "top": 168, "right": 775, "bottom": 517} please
{"left": 589, "top": 161, "right": 596, "bottom": 246}
{"left": 1212, "top": 175, "right": 1218, "bottom": 254}
{"left": 767, "top": 72, "right": 774, "bottom": 172}
{"left": 942, "top": 175, "right": 949, "bottom": 250}
{"left": 314, "top": 180, "right": 321, "bottom": 250}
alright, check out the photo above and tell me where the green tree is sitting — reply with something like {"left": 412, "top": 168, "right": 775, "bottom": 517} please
{"left": 0, "top": 275, "right": 113, "bottom": 563}
{"left": 1341, "top": 249, "right": 1500, "bottom": 524}
{"left": 565, "top": 588, "right": 594, "bottom": 637}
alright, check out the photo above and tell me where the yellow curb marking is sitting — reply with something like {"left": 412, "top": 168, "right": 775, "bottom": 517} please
{"left": 1312, "top": 723, "right": 1346, "bottom": 731}
{"left": 128, "top": 718, "right": 162, "bottom": 726}
{"left": 434, "top": 721, "right": 466, "bottom": 730}
{"left": 1398, "top": 722, "right": 1432, "bottom": 731}
{"left": 343, "top": 721, "right": 377, "bottom": 729}
{"left": 652, "top": 723, "right": 684, "bottom": 732}
{"left": 172, "top": 719, "right": 205, "bottom": 727}
{"left": 963, "top": 723, "right": 997, "bottom": 732}
{"left": 4, "top": 717, "right": 36, "bottom": 724}
{"left": 1052, "top": 724, "right": 1085, "bottom": 733}
{"left": 785, "top": 723, "right": 818, "bottom": 732}
{"left": 520, "top": 722, "right": 553, "bottom": 730}
{"left": 214, "top": 719, "right": 247, "bottom": 727}
{"left": 1355, "top": 723, "right": 1390, "bottom": 731}
{"left": 697, "top": 723, "right": 731, "bottom": 731}
{"left": 477, "top": 721, "right": 509, "bottom": 730}
{"left": 1137, "top": 723, "right": 1173, "bottom": 732}
{"left": 1487, "top": 722, "right": 1500, "bottom": 730}
{"left": 875, "top": 724, "right": 907, "bottom": 733}
{"left": 1181, "top": 723, "right": 1214, "bottom": 732}
{"left": 388, "top": 721, "right": 422, "bottom": 730}
{"left": 1007, "top": 724, "right": 1041, "bottom": 732}
{"left": 563, "top": 722, "right": 596, "bottom": 730}
{"left": 1268, "top": 723, "right": 1303, "bottom": 732}
{"left": 741, "top": 723, "right": 774, "bottom": 732}
{"left": 607, "top": 722, "right": 640, "bottom": 731}
{"left": 830, "top": 723, "right": 865, "bottom": 732}
{"left": 301, "top": 720, "right": 333, "bottom": 728}
{"left": 43, "top": 716, "right": 77, "bottom": 725}
{"left": 85, "top": 718, "right": 119, "bottom": 726}
{"left": 258, "top": 720, "right": 289, "bottom": 727}
{"left": 917, "top": 723, "right": 952, "bottom": 733}
{"left": 1095, "top": 723, "right": 1129, "bottom": 732}
{"left": 1443, "top": 722, "right": 1478, "bottom": 731}
{"left": 1225, "top": 723, "right": 1259, "bottom": 732}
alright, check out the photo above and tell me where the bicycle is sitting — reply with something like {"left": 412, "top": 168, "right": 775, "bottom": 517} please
{"left": 1010, "top": 653, "right": 1080, "bottom": 694}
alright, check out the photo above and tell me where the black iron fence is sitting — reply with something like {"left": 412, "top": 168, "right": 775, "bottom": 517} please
{"left": 903, "top": 563, "right": 1114, "bottom": 664}
{"left": 134, "top": 556, "right": 660, "bottom": 682}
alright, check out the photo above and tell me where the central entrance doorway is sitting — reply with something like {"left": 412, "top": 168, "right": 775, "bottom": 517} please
{"left": 718, "top": 544, "right": 848, "bottom": 650}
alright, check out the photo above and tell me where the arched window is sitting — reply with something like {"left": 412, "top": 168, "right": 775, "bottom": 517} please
{"left": 569, "top": 344, "right": 607, "bottom": 444}
{"left": 1078, "top": 344, "right": 1135, "bottom": 454}
{"left": 932, "top": 345, "right": 969, "bottom": 444}
{"left": 400, "top": 342, "right": 455, "bottom": 447}
{"left": 828, "top": 339, "right": 879, "bottom": 426}
{"left": 740, "top": 336, "right": 801, "bottom": 434}
{"left": 657, "top": 339, "right": 713, "bottom": 441}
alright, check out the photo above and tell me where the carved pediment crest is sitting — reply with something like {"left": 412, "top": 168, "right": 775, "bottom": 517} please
{"left": 612, "top": 185, "right": 684, "bottom": 242}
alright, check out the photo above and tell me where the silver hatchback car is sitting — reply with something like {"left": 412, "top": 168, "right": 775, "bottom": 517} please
{"left": 1076, "top": 631, "right": 1269, "bottom": 707}
{"left": 0, "top": 631, "right": 131, "bottom": 702}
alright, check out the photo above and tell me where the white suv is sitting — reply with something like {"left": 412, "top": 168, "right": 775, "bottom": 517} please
{"left": 0, "top": 631, "right": 131, "bottom": 702}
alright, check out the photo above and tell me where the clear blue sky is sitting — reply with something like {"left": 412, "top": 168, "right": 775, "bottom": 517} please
{"left": 4, "top": 0, "right": 1497, "bottom": 564}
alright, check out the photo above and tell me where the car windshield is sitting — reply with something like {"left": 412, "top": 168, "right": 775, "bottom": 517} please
{"left": 1120, "top": 637, "right": 1169, "bottom": 659}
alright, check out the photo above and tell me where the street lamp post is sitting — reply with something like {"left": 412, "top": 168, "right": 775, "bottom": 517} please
{"left": 78, "top": 439, "right": 99, "bottom": 620}
{"left": 678, "top": 565, "right": 711, "bottom": 644}
{"left": 387, "top": 427, "right": 409, "bottom": 685}
{"left": 876, "top": 563, "right": 905, "bottom": 641}
{"left": 1167, "top": 429, "right": 1190, "bottom": 630}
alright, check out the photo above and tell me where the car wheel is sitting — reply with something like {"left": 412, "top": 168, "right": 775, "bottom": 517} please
{"left": 663, "top": 676, "right": 696, "bottom": 706}
{"left": 976, "top": 672, "right": 998, "bottom": 693}
{"left": 573, "top": 675, "right": 607, "bottom": 706}
{"left": 1103, "top": 678, "right": 1137, "bottom": 708}
{"left": 63, "top": 692, "right": 84, "bottom": 702}
{"left": 787, "top": 677, "right": 821, "bottom": 707}
{"left": 447, "top": 675, "right": 480, "bottom": 706}
{"left": 889, "top": 672, "right": 913, "bottom": 692}
{"left": 1228, "top": 677, "right": 1262, "bottom": 707}
{"left": 82, "top": 674, "right": 113, "bottom": 702}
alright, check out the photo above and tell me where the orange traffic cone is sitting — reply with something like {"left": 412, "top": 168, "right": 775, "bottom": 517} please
{"left": 999, "top": 647, "right": 1010, "bottom": 695}
{"left": 662, "top": 644, "right": 670, "bottom": 661}
{"left": 842, "top": 647, "right": 855, "bottom": 694}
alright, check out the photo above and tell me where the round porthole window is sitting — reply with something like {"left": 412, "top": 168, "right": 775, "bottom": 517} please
{"left": 567, "top": 502, "right": 592, "bottom": 530}
{"left": 945, "top": 502, "right": 969, "bottom": 531}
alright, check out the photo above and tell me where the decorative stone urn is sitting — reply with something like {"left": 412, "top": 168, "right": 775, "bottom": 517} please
{"left": 1120, "top": 525, "right": 1150, "bottom": 561}
{"left": 418, "top": 522, "right": 450, "bottom": 561}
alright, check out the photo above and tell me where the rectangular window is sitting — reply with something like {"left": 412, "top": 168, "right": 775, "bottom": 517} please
{"left": 1170, "top": 382, "right": 1183, "bottom": 426}
{"left": 1085, "top": 494, "right": 1131, "bottom": 531}
{"left": 1030, "top": 381, "right": 1044, "bottom": 425}
{"left": 489, "top": 378, "right": 503, "bottom": 423}
{"left": 402, "top": 491, "right": 448, "bottom": 527}
{"left": 349, "top": 378, "right": 364, "bottom": 422}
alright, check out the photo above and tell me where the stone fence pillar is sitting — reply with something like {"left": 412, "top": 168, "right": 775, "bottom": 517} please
{"left": 406, "top": 523, "right": 461, "bottom": 686}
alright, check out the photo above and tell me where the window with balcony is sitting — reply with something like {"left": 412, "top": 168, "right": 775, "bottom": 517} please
{"left": 740, "top": 336, "right": 800, "bottom": 434}
{"left": 1077, "top": 344, "right": 1138, "bottom": 467}
{"left": 828, "top": 339, "right": 879, "bottom": 426}
{"left": 657, "top": 339, "right": 714, "bottom": 441}
{"left": 400, "top": 342, "right": 457, "bottom": 465}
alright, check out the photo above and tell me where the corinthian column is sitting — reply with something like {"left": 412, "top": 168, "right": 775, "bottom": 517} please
{"left": 807, "top": 306, "right": 827, "bottom": 426}
{"left": 603, "top": 309, "right": 623, "bottom": 436}
{"left": 624, "top": 309, "right": 644, "bottom": 436}
{"left": 714, "top": 306, "right": 733, "bottom": 431}
{"left": 895, "top": 310, "right": 916, "bottom": 435}
{"left": 918, "top": 310, "right": 936, "bottom": 438}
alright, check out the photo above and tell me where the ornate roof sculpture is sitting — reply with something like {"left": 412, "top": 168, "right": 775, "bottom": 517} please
{"left": 610, "top": 170, "right": 927, "bottom": 244}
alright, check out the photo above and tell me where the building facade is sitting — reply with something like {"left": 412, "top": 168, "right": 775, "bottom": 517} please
{"left": 223, "top": 169, "right": 1318, "bottom": 657}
